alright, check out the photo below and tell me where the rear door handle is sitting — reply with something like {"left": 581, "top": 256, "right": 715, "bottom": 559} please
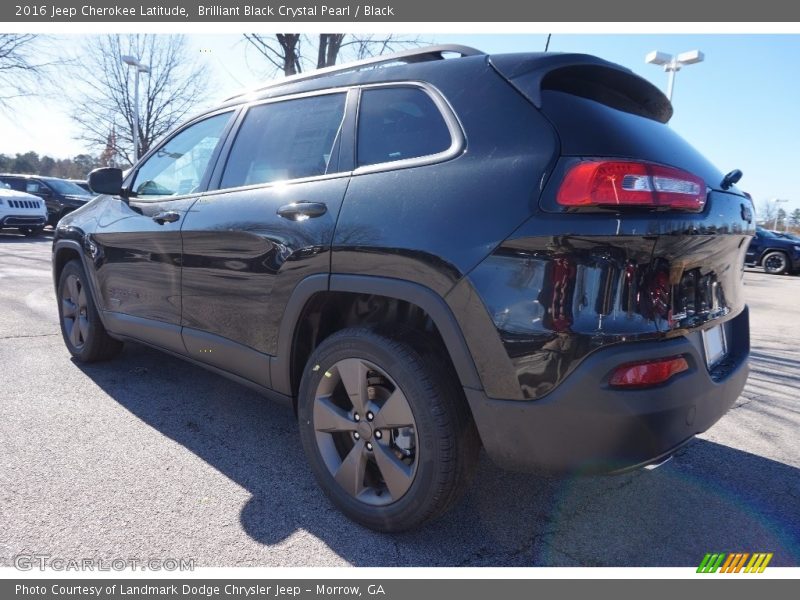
{"left": 152, "top": 211, "right": 181, "bottom": 224}
{"left": 277, "top": 202, "right": 327, "bottom": 221}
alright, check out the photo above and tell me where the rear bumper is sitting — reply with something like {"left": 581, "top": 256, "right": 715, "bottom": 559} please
{"left": 466, "top": 307, "right": 750, "bottom": 473}
{"left": 1, "top": 215, "right": 46, "bottom": 227}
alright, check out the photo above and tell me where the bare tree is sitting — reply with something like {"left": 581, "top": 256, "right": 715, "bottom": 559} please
{"left": 242, "top": 34, "right": 424, "bottom": 77}
{"left": 0, "top": 34, "right": 56, "bottom": 111}
{"left": 790, "top": 208, "right": 800, "bottom": 229}
{"left": 758, "top": 200, "right": 776, "bottom": 226}
{"left": 776, "top": 208, "right": 787, "bottom": 230}
{"left": 70, "top": 35, "right": 209, "bottom": 167}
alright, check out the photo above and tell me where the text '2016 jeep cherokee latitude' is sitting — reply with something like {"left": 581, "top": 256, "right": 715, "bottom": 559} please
{"left": 52, "top": 46, "right": 752, "bottom": 531}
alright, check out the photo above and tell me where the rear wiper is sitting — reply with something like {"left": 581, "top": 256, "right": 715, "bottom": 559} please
{"left": 720, "top": 169, "right": 743, "bottom": 190}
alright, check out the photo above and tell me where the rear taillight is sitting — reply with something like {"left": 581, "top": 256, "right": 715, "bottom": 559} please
{"left": 609, "top": 355, "right": 689, "bottom": 389}
{"left": 557, "top": 161, "right": 706, "bottom": 211}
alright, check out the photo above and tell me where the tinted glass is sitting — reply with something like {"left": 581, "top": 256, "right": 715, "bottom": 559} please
{"left": 132, "top": 112, "right": 231, "bottom": 199}
{"left": 1, "top": 178, "right": 21, "bottom": 192}
{"left": 221, "top": 93, "right": 346, "bottom": 189}
{"left": 357, "top": 87, "right": 451, "bottom": 167}
{"left": 46, "top": 179, "right": 91, "bottom": 196}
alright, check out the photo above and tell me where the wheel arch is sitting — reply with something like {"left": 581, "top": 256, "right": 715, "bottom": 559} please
{"left": 271, "top": 274, "right": 483, "bottom": 400}
{"left": 759, "top": 247, "right": 790, "bottom": 264}
{"left": 52, "top": 239, "right": 109, "bottom": 329}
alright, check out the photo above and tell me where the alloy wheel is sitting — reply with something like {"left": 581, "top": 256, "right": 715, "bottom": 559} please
{"left": 61, "top": 273, "right": 89, "bottom": 349}
{"left": 764, "top": 254, "right": 787, "bottom": 274}
{"left": 312, "top": 357, "right": 418, "bottom": 506}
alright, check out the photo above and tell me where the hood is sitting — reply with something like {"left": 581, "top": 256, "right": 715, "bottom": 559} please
{"left": 0, "top": 188, "right": 41, "bottom": 202}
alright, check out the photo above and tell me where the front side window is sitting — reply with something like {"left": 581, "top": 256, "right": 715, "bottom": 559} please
{"left": 220, "top": 93, "right": 346, "bottom": 189}
{"left": 356, "top": 87, "right": 452, "bottom": 168}
{"left": 132, "top": 112, "right": 232, "bottom": 199}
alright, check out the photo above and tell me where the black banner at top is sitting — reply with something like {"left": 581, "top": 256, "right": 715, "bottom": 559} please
{"left": 3, "top": 0, "right": 800, "bottom": 22}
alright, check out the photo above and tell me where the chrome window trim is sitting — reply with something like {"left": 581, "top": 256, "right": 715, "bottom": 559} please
{"left": 204, "top": 81, "right": 465, "bottom": 196}
{"left": 352, "top": 81, "right": 466, "bottom": 176}
{"left": 199, "top": 170, "right": 352, "bottom": 199}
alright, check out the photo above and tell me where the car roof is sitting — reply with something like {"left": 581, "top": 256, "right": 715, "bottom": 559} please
{"left": 0, "top": 174, "right": 69, "bottom": 182}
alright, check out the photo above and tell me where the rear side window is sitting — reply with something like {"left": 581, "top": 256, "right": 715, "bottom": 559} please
{"left": 357, "top": 87, "right": 452, "bottom": 168}
{"left": 221, "top": 93, "right": 346, "bottom": 189}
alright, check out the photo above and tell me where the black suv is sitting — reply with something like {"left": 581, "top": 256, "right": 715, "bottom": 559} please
{"left": 745, "top": 226, "right": 800, "bottom": 274}
{"left": 52, "top": 46, "right": 753, "bottom": 531}
{"left": 0, "top": 174, "right": 93, "bottom": 226}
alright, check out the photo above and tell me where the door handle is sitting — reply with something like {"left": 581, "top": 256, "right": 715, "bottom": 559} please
{"left": 152, "top": 211, "right": 181, "bottom": 225}
{"left": 277, "top": 202, "right": 327, "bottom": 221}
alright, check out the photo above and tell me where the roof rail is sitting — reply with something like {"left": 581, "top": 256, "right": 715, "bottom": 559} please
{"left": 224, "top": 44, "right": 485, "bottom": 101}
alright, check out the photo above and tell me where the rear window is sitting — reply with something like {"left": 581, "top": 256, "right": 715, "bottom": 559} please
{"left": 357, "top": 87, "right": 451, "bottom": 167}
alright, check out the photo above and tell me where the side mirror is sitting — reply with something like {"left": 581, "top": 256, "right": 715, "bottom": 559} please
{"left": 88, "top": 167, "right": 124, "bottom": 196}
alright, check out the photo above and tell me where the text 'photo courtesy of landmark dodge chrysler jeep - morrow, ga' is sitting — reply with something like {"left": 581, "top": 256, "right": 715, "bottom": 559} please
{"left": 52, "top": 45, "right": 753, "bottom": 531}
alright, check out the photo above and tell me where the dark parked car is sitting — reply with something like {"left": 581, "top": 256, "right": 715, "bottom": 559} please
{"left": 745, "top": 226, "right": 800, "bottom": 274}
{"left": 51, "top": 45, "right": 753, "bottom": 531}
{"left": 0, "top": 174, "right": 93, "bottom": 226}
{"left": 68, "top": 179, "right": 92, "bottom": 193}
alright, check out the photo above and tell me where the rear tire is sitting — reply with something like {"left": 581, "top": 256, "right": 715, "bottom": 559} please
{"left": 762, "top": 251, "right": 789, "bottom": 275}
{"left": 297, "top": 328, "right": 480, "bottom": 532}
{"left": 57, "top": 260, "right": 123, "bottom": 362}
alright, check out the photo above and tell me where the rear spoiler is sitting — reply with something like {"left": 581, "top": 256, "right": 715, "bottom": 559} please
{"left": 489, "top": 53, "right": 673, "bottom": 124}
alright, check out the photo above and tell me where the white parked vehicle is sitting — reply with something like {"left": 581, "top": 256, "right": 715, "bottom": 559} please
{"left": 0, "top": 182, "right": 48, "bottom": 236}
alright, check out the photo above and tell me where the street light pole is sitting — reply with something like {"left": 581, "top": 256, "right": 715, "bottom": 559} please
{"left": 121, "top": 55, "right": 151, "bottom": 161}
{"left": 646, "top": 50, "right": 704, "bottom": 102}
{"left": 772, "top": 198, "right": 789, "bottom": 231}
{"left": 666, "top": 67, "right": 676, "bottom": 101}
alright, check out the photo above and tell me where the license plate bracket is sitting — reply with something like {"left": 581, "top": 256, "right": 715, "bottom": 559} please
{"left": 702, "top": 324, "right": 727, "bottom": 368}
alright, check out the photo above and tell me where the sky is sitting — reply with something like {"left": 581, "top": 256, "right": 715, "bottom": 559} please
{"left": 1, "top": 33, "right": 798, "bottom": 214}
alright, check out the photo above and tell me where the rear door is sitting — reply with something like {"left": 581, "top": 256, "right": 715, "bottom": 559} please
{"left": 178, "top": 89, "right": 353, "bottom": 388}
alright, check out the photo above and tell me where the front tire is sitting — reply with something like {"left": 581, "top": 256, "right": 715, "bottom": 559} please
{"left": 57, "top": 260, "right": 123, "bottom": 362}
{"left": 297, "top": 328, "right": 479, "bottom": 532}
{"left": 762, "top": 251, "right": 789, "bottom": 275}
{"left": 19, "top": 226, "right": 43, "bottom": 237}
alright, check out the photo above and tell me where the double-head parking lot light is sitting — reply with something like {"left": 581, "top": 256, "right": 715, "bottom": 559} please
{"left": 646, "top": 49, "right": 704, "bottom": 102}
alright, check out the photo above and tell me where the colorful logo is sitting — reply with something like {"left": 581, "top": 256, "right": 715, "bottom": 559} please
{"left": 697, "top": 552, "right": 773, "bottom": 573}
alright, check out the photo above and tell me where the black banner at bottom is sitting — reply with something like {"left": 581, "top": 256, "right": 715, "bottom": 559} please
{"left": 3, "top": 579, "right": 795, "bottom": 600}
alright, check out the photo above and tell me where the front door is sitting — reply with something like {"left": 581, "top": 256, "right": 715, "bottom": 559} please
{"left": 91, "top": 110, "right": 235, "bottom": 353}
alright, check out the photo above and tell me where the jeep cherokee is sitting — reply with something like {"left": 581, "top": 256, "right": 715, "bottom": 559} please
{"left": 52, "top": 45, "right": 752, "bottom": 531}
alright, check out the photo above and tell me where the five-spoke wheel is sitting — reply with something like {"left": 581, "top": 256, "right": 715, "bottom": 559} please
{"left": 312, "top": 357, "right": 418, "bottom": 505}
{"left": 61, "top": 272, "right": 89, "bottom": 350}
{"left": 298, "top": 328, "right": 479, "bottom": 532}
{"left": 57, "top": 260, "right": 122, "bottom": 362}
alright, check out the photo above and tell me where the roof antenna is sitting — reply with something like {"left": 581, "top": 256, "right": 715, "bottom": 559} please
{"left": 544, "top": 34, "right": 552, "bottom": 52}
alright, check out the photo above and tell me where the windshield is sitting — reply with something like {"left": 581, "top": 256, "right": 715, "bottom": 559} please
{"left": 757, "top": 227, "right": 778, "bottom": 238}
{"left": 46, "top": 179, "right": 91, "bottom": 196}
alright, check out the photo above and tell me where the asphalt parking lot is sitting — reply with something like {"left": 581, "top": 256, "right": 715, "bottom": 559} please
{"left": 1, "top": 231, "right": 798, "bottom": 568}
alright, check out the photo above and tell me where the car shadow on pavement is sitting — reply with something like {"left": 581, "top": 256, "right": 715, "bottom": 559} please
{"left": 75, "top": 342, "right": 800, "bottom": 567}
